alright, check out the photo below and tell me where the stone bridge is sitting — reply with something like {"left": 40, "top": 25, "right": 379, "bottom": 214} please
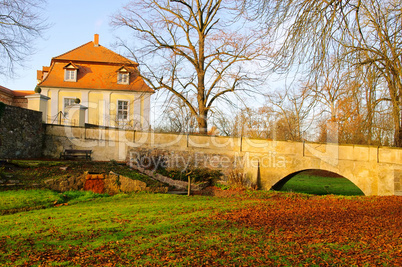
{"left": 44, "top": 125, "right": 402, "bottom": 196}
{"left": 241, "top": 140, "right": 402, "bottom": 196}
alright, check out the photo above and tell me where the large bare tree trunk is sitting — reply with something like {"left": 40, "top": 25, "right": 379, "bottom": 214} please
{"left": 197, "top": 110, "right": 208, "bottom": 135}
{"left": 395, "top": 112, "right": 402, "bottom": 147}
{"left": 112, "top": 0, "right": 268, "bottom": 134}
{"left": 397, "top": 128, "right": 402, "bottom": 147}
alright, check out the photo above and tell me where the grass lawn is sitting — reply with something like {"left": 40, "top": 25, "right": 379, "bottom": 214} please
{"left": 0, "top": 189, "right": 109, "bottom": 215}
{"left": 278, "top": 171, "right": 365, "bottom": 195}
{"left": 0, "top": 190, "right": 401, "bottom": 266}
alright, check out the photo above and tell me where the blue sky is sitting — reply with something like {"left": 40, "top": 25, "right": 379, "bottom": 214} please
{"left": 2, "top": 0, "right": 131, "bottom": 91}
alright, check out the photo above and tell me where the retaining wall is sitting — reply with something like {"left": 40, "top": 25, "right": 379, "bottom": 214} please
{"left": 0, "top": 103, "right": 44, "bottom": 159}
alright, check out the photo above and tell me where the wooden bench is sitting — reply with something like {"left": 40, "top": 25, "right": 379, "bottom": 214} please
{"left": 60, "top": 149, "right": 92, "bottom": 160}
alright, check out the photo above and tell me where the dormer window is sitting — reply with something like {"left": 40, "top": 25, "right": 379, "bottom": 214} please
{"left": 65, "top": 70, "right": 76, "bottom": 81}
{"left": 63, "top": 62, "right": 79, "bottom": 82}
{"left": 117, "top": 66, "right": 129, "bottom": 84}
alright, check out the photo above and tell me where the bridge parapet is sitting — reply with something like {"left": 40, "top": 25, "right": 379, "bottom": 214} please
{"left": 379, "top": 147, "right": 402, "bottom": 165}
{"left": 43, "top": 125, "right": 402, "bottom": 196}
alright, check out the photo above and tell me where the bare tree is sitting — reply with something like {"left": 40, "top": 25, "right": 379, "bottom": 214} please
{"left": 305, "top": 58, "right": 366, "bottom": 144}
{"left": 267, "top": 87, "right": 315, "bottom": 141}
{"left": 347, "top": 1, "right": 402, "bottom": 146}
{"left": 306, "top": 58, "right": 395, "bottom": 145}
{"left": 212, "top": 109, "right": 235, "bottom": 136}
{"left": 155, "top": 95, "right": 198, "bottom": 133}
{"left": 211, "top": 104, "right": 276, "bottom": 138}
{"left": 112, "top": 0, "right": 269, "bottom": 134}
{"left": 245, "top": 0, "right": 402, "bottom": 146}
{"left": 0, "top": 0, "right": 48, "bottom": 77}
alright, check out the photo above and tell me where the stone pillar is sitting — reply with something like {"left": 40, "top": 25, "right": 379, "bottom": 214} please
{"left": 25, "top": 93, "right": 50, "bottom": 123}
{"left": 69, "top": 104, "right": 88, "bottom": 127}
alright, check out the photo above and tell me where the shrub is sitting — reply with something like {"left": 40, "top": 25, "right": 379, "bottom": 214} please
{"left": 227, "top": 169, "right": 257, "bottom": 189}
{"left": 34, "top": 86, "right": 41, "bottom": 93}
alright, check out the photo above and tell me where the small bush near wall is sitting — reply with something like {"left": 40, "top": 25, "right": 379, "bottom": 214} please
{"left": 226, "top": 169, "right": 257, "bottom": 189}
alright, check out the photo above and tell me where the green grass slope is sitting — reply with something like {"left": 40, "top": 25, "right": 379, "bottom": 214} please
{"left": 279, "top": 173, "right": 365, "bottom": 195}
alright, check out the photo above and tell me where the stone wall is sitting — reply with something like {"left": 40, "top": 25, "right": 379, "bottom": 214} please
{"left": 43, "top": 125, "right": 402, "bottom": 195}
{"left": 12, "top": 96, "right": 28, "bottom": 108}
{"left": 44, "top": 171, "right": 166, "bottom": 194}
{"left": 0, "top": 91, "right": 13, "bottom": 106}
{"left": 128, "top": 147, "right": 242, "bottom": 175}
{"left": 128, "top": 163, "right": 210, "bottom": 191}
{"left": 0, "top": 103, "right": 44, "bottom": 159}
{"left": 395, "top": 169, "right": 402, "bottom": 196}
{"left": 0, "top": 87, "right": 28, "bottom": 108}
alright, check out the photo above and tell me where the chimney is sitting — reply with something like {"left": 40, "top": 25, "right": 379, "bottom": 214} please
{"left": 94, "top": 34, "right": 99, "bottom": 47}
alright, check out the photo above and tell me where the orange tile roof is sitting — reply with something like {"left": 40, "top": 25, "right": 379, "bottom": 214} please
{"left": 0, "top": 85, "right": 14, "bottom": 97}
{"left": 52, "top": 41, "right": 138, "bottom": 66}
{"left": 37, "top": 70, "right": 43, "bottom": 80}
{"left": 38, "top": 36, "right": 153, "bottom": 93}
{"left": 37, "top": 66, "right": 50, "bottom": 80}
{"left": 0, "top": 86, "right": 34, "bottom": 97}
{"left": 39, "top": 62, "right": 153, "bottom": 92}
{"left": 13, "top": 91, "right": 35, "bottom": 97}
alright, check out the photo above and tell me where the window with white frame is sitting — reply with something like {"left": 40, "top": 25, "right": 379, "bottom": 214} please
{"left": 64, "top": 69, "right": 77, "bottom": 82}
{"left": 63, "top": 98, "right": 76, "bottom": 118}
{"left": 117, "top": 72, "right": 129, "bottom": 84}
{"left": 117, "top": 100, "right": 129, "bottom": 120}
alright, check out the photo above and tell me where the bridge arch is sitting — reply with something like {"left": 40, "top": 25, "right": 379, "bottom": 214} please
{"left": 271, "top": 169, "right": 365, "bottom": 195}
{"left": 251, "top": 141, "right": 401, "bottom": 196}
